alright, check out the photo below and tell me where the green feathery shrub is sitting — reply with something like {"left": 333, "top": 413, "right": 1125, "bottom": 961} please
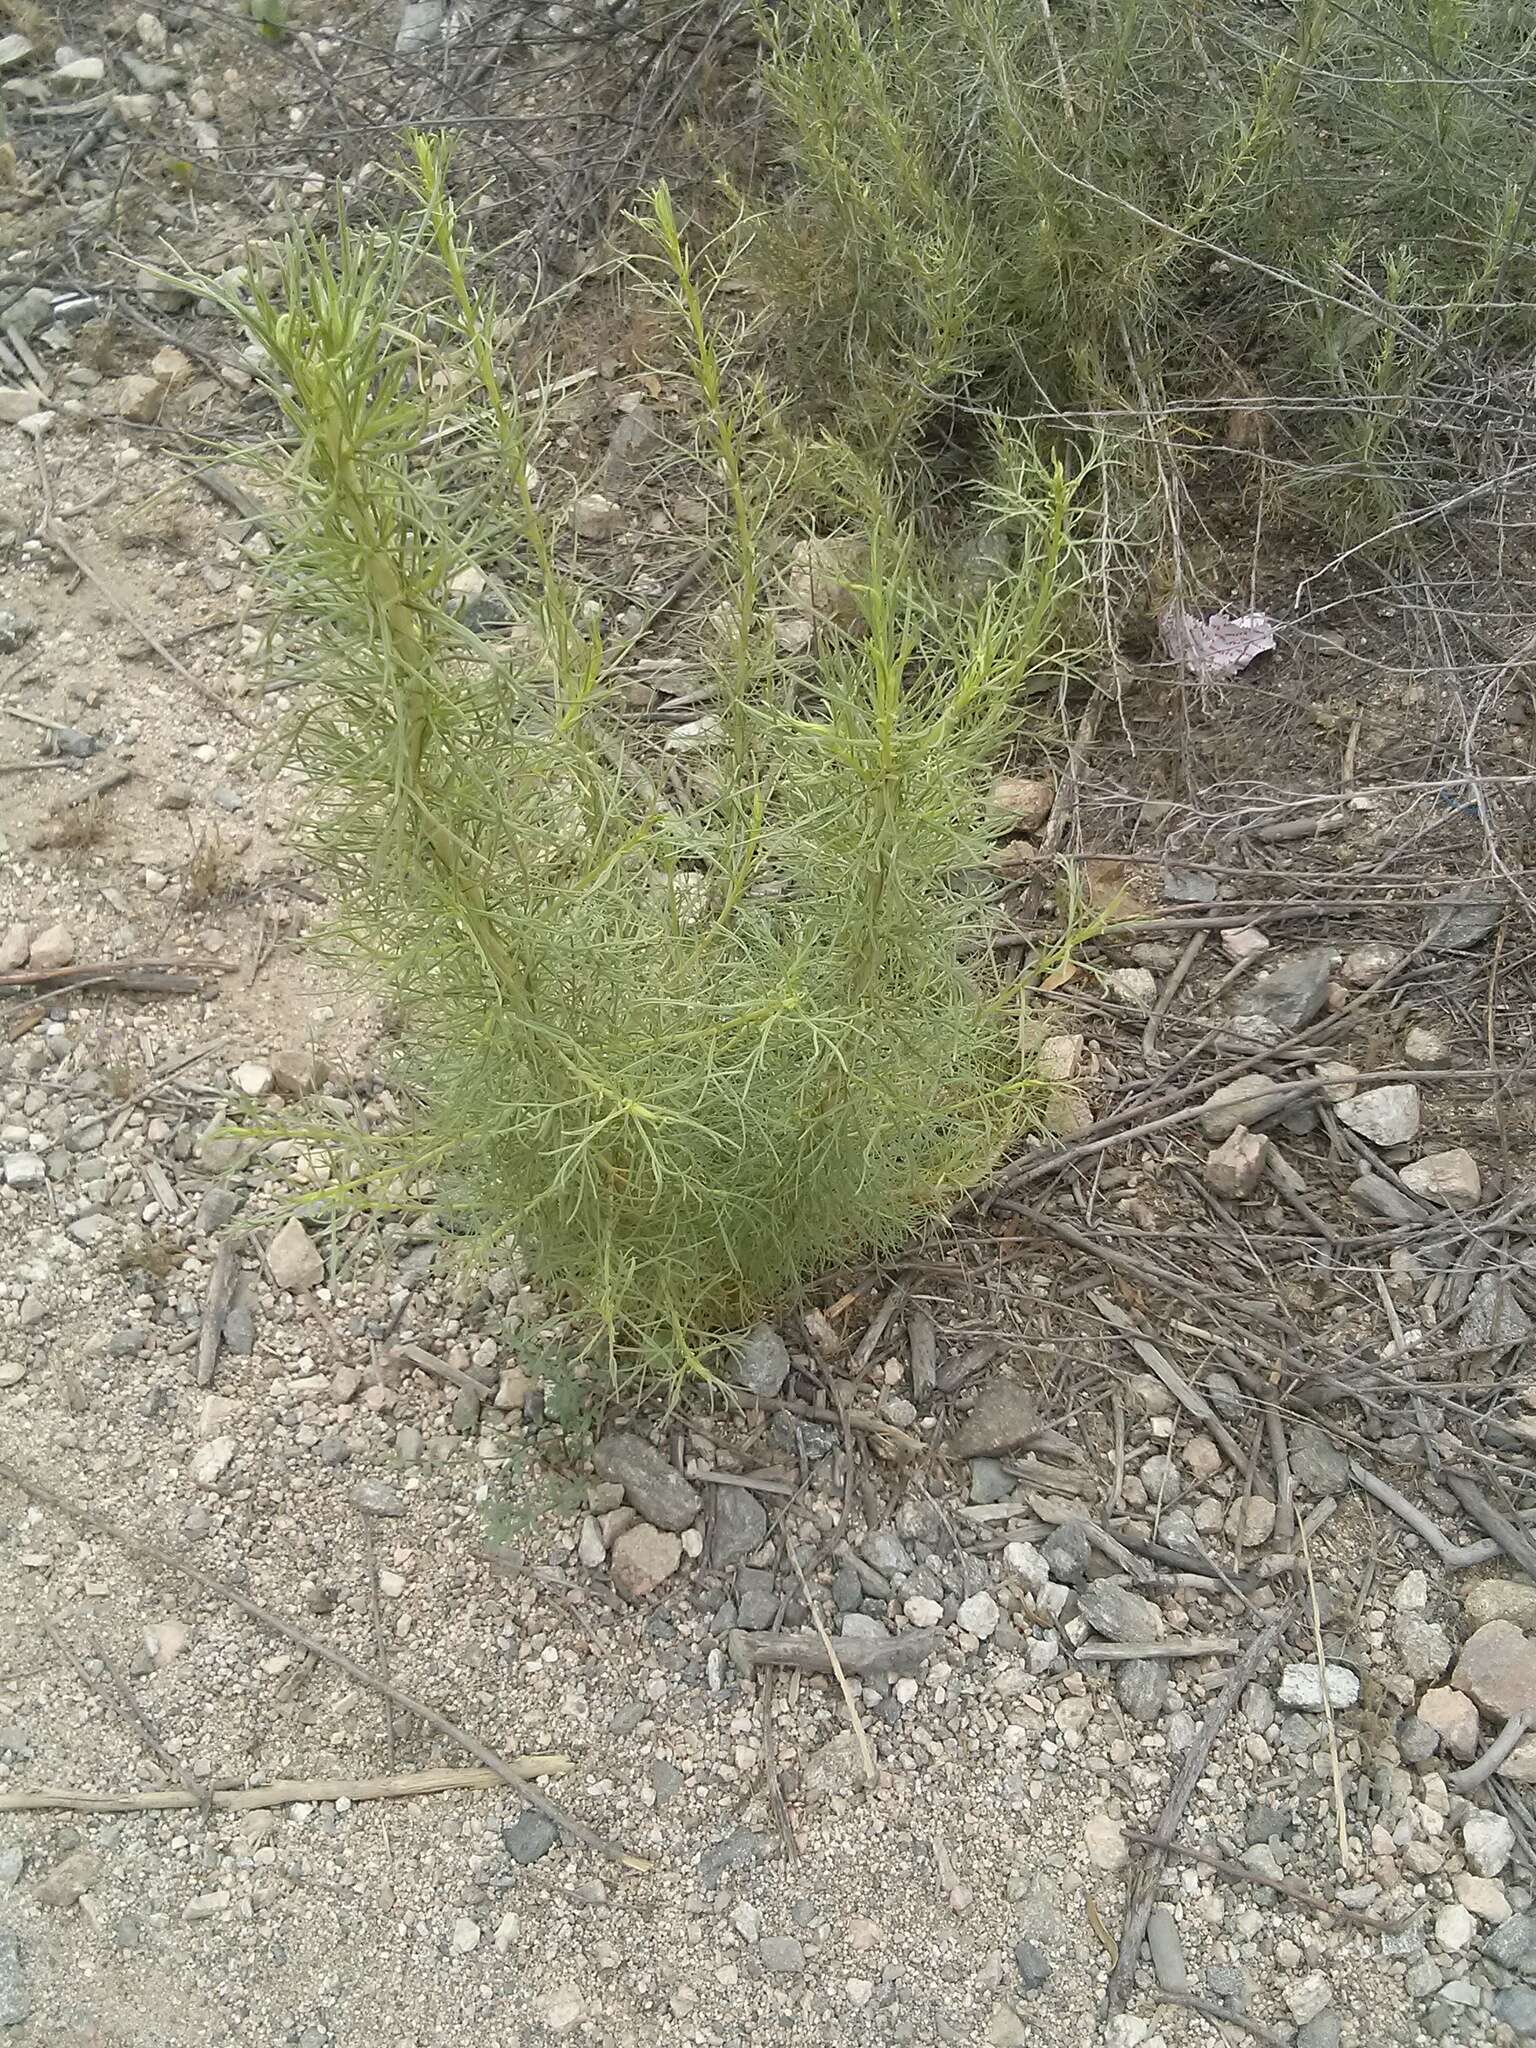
{"left": 211, "top": 139, "right": 1082, "bottom": 1383}
{"left": 752, "top": 0, "right": 1536, "bottom": 552}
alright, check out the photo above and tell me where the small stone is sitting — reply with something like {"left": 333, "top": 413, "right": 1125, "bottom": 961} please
{"left": 1002, "top": 1539, "right": 1052, "bottom": 1597}
{"left": 1468, "top": 1580, "right": 1536, "bottom": 1629}
{"left": 0, "top": 1933, "right": 25, "bottom": 2029}
{"left": 0, "top": 32, "right": 33, "bottom": 67}
{"left": 2, "top": 1154, "right": 45, "bottom": 1191}
{"left": 1013, "top": 1938, "right": 1052, "bottom": 1991}
{"left": 269, "top": 1048, "right": 325, "bottom": 1097}
{"left": 594, "top": 1433, "right": 702, "bottom": 1531}
{"left": 1205, "top": 1125, "right": 1268, "bottom": 1199}
{"left": 1107, "top": 966, "right": 1157, "bottom": 1011}
{"left": 1453, "top": 1873, "right": 1509, "bottom": 1924}
{"left": 189, "top": 1437, "right": 234, "bottom": 1488}
{"left": 1427, "top": 891, "right": 1503, "bottom": 951}
{"left": 1220, "top": 926, "right": 1269, "bottom": 964}
{"left": 1494, "top": 1987, "right": 1536, "bottom": 2040}
{"left": 990, "top": 776, "right": 1054, "bottom": 832}
{"left": 267, "top": 1216, "right": 323, "bottom": 1292}
{"left": 1462, "top": 1271, "right": 1533, "bottom": 1351}
{"left": 1225, "top": 1495, "right": 1276, "bottom": 1547}
{"left": 1200, "top": 1073, "right": 1294, "bottom": 1141}
{"left": 1283, "top": 1974, "right": 1332, "bottom": 2024}
{"left": 1486, "top": 1914, "right": 1536, "bottom": 1976}
{"left": 710, "top": 1486, "right": 767, "bottom": 1568}
{"left": 1077, "top": 1581, "right": 1163, "bottom": 1644}
{"left": 759, "top": 1935, "right": 805, "bottom": 1975}
{"left": 1400, "top": 1148, "right": 1480, "bottom": 1208}
{"left": 27, "top": 923, "right": 75, "bottom": 972}
{"left": 958, "top": 1591, "right": 1000, "bottom": 1639}
{"left": 502, "top": 1810, "right": 561, "bottom": 1865}
{"left": 110, "top": 374, "right": 166, "bottom": 424}
{"left": 949, "top": 1380, "right": 1036, "bottom": 1458}
{"left": 1434, "top": 1902, "right": 1475, "bottom": 1953}
{"left": 1084, "top": 1811, "right": 1128, "bottom": 1873}
{"left": 55, "top": 53, "right": 106, "bottom": 85}
{"left": 231, "top": 1060, "right": 273, "bottom": 1098}
{"left": 1146, "top": 1905, "right": 1187, "bottom": 1992}
{"left": 1453, "top": 1621, "right": 1536, "bottom": 1719}
{"left": 1288, "top": 1425, "right": 1349, "bottom": 1493}
{"left": 1236, "top": 949, "right": 1331, "bottom": 1033}
{"left": 1116, "top": 1658, "right": 1169, "bottom": 1723}
{"left": 577, "top": 1518, "right": 606, "bottom": 1569}
{"left": 1040, "top": 1522, "right": 1091, "bottom": 1584}
{"left": 1034, "top": 1032, "right": 1083, "bottom": 1081}
{"left": 803, "top": 1729, "right": 869, "bottom": 1801}
{"left": 1341, "top": 942, "right": 1405, "bottom": 986}
{"left": 351, "top": 1479, "right": 404, "bottom": 1517}
{"left": 1278, "top": 1662, "right": 1358, "bottom": 1710}
{"left": 733, "top": 1323, "right": 791, "bottom": 1398}
{"left": 1335, "top": 1083, "right": 1420, "bottom": 1146}
{"left": 985, "top": 2004, "right": 1029, "bottom": 2048}
{"left": 37, "top": 1848, "right": 100, "bottom": 1908}
{"left": 1391, "top": 1613, "right": 1452, "bottom": 1683}
{"left": 0, "top": 923, "right": 27, "bottom": 970}
{"left": 1464, "top": 1811, "right": 1516, "bottom": 1877}
{"left": 1417, "top": 1688, "right": 1480, "bottom": 1761}
{"left": 572, "top": 492, "right": 622, "bottom": 540}
{"left": 610, "top": 1523, "right": 683, "bottom": 1602}
{"left": 1297, "top": 2017, "right": 1342, "bottom": 2048}
{"left": 540, "top": 1984, "right": 585, "bottom": 2035}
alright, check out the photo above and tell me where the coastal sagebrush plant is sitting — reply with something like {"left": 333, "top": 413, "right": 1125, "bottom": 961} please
{"left": 203, "top": 138, "right": 1082, "bottom": 1387}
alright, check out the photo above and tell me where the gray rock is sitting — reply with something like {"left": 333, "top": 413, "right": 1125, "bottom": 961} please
{"left": 1116, "top": 1657, "right": 1169, "bottom": 1723}
{"left": 36, "top": 1848, "right": 99, "bottom": 1907}
{"left": 0, "top": 1934, "right": 25, "bottom": 2030}
{"left": 698, "top": 1829, "right": 766, "bottom": 1889}
{"left": 1200, "top": 1073, "right": 1294, "bottom": 1141}
{"left": 1453, "top": 1621, "right": 1536, "bottom": 1719}
{"left": 1289, "top": 1425, "right": 1350, "bottom": 1494}
{"left": 649, "top": 1759, "right": 683, "bottom": 1803}
{"left": 1485, "top": 1913, "right": 1536, "bottom": 1976}
{"left": 1146, "top": 1905, "right": 1187, "bottom": 1992}
{"left": 1234, "top": 948, "right": 1331, "bottom": 1033}
{"left": 948, "top": 1380, "right": 1036, "bottom": 1458}
{"left": 733, "top": 1323, "right": 791, "bottom": 1398}
{"left": 396, "top": 1425, "right": 424, "bottom": 1465}
{"left": 1013, "top": 1938, "right": 1052, "bottom": 1991}
{"left": 1206, "top": 1126, "right": 1268, "bottom": 1199}
{"left": 1206, "top": 1965, "right": 1249, "bottom": 2012}
{"left": 1335, "top": 1082, "right": 1420, "bottom": 1146}
{"left": 450, "top": 1383, "right": 482, "bottom": 1432}
{"left": 969, "top": 1457, "right": 1016, "bottom": 1504}
{"left": 1040, "top": 1522, "right": 1091, "bottom": 1583}
{"left": 1467, "top": 1581, "right": 1536, "bottom": 1630}
{"left": 352, "top": 1479, "right": 405, "bottom": 1517}
{"left": 1297, "top": 2017, "right": 1342, "bottom": 2048}
{"left": 1279, "top": 1662, "right": 1359, "bottom": 1710}
{"left": 395, "top": 0, "right": 446, "bottom": 52}
{"left": 502, "top": 1810, "right": 561, "bottom": 1864}
{"left": 1349, "top": 1173, "right": 1425, "bottom": 1223}
{"left": 1428, "top": 892, "right": 1503, "bottom": 951}
{"left": 1462, "top": 1272, "right": 1533, "bottom": 1351}
{"left": 594, "top": 1433, "right": 702, "bottom": 1531}
{"left": 1076, "top": 1580, "right": 1163, "bottom": 1644}
{"left": 1495, "top": 1987, "right": 1536, "bottom": 2039}
{"left": 2, "top": 1154, "right": 45, "bottom": 1190}
{"left": 826, "top": 1565, "right": 861, "bottom": 1614}
{"left": 1392, "top": 1613, "right": 1452, "bottom": 1683}
{"left": 0, "top": 1848, "right": 20, "bottom": 1892}
{"left": 709, "top": 1486, "right": 767, "bottom": 1568}
{"left": 196, "top": 1186, "right": 240, "bottom": 1235}
{"left": 861, "top": 1527, "right": 914, "bottom": 1577}
{"left": 758, "top": 1935, "right": 805, "bottom": 1975}
{"left": 1396, "top": 1715, "right": 1441, "bottom": 1765}
{"left": 734, "top": 1569, "right": 778, "bottom": 1631}
{"left": 1464, "top": 1812, "right": 1516, "bottom": 1877}
{"left": 803, "top": 1729, "right": 868, "bottom": 1800}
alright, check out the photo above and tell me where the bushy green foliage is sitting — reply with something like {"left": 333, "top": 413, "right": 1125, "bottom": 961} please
{"left": 754, "top": 0, "right": 1536, "bottom": 549}
{"left": 212, "top": 140, "right": 1081, "bottom": 1381}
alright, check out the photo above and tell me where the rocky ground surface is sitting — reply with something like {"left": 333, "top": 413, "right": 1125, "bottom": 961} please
{"left": 5, "top": 8, "right": 1536, "bottom": 2048}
